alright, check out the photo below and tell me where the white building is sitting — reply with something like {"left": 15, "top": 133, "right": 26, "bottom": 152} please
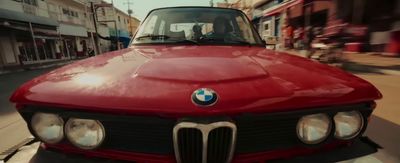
{"left": 47, "top": 0, "right": 90, "bottom": 58}
{"left": 0, "top": 0, "right": 60, "bottom": 70}
{"left": 0, "top": 0, "right": 137, "bottom": 71}
{"left": 95, "top": 1, "right": 131, "bottom": 49}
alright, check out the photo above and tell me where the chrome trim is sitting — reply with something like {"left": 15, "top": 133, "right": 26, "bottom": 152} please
{"left": 173, "top": 121, "right": 237, "bottom": 163}
{"left": 65, "top": 118, "right": 106, "bottom": 150}
{"left": 296, "top": 113, "right": 332, "bottom": 145}
{"left": 191, "top": 88, "right": 219, "bottom": 107}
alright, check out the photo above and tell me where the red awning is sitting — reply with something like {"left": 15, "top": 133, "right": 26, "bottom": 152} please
{"left": 264, "top": 0, "right": 304, "bottom": 17}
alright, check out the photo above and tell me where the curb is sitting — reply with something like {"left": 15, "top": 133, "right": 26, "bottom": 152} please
{"left": 280, "top": 50, "right": 400, "bottom": 76}
{"left": 0, "top": 136, "right": 35, "bottom": 162}
{"left": 0, "top": 61, "right": 74, "bottom": 76}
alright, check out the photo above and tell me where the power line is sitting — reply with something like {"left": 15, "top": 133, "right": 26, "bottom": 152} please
{"left": 124, "top": 0, "right": 135, "bottom": 36}
{"left": 124, "top": 0, "right": 134, "bottom": 15}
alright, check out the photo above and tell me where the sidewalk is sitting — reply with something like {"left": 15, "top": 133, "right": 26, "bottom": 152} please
{"left": 342, "top": 53, "right": 400, "bottom": 75}
{"left": 280, "top": 49, "right": 400, "bottom": 75}
{"left": 0, "top": 59, "right": 78, "bottom": 76}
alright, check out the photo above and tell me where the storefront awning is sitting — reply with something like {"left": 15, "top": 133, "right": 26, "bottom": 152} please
{"left": 1, "top": 21, "right": 59, "bottom": 38}
{"left": 264, "top": 0, "right": 304, "bottom": 17}
{"left": 59, "top": 24, "right": 88, "bottom": 37}
{"left": 35, "top": 35, "right": 60, "bottom": 40}
{"left": 0, "top": 8, "right": 58, "bottom": 27}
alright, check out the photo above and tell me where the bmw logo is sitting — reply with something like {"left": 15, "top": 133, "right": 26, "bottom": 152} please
{"left": 192, "top": 88, "right": 218, "bottom": 107}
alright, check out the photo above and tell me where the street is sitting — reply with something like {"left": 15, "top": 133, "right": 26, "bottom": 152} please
{"left": 358, "top": 74, "right": 400, "bottom": 161}
{"left": 0, "top": 68, "right": 57, "bottom": 160}
{"left": 0, "top": 64, "right": 399, "bottom": 162}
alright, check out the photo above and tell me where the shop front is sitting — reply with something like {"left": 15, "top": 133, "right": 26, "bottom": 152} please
{"left": 0, "top": 8, "right": 60, "bottom": 70}
{"left": 59, "top": 23, "right": 89, "bottom": 58}
{"left": 109, "top": 28, "right": 131, "bottom": 50}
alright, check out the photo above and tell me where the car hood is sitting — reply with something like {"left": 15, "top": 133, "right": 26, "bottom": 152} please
{"left": 10, "top": 46, "right": 382, "bottom": 117}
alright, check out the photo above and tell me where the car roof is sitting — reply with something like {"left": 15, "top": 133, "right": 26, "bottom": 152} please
{"left": 149, "top": 6, "right": 244, "bottom": 13}
{"left": 143, "top": 7, "right": 247, "bottom": 24}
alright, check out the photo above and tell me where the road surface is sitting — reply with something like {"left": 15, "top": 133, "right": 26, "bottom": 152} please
{"left": 0, "top": 68, "right": 57, "bottom": 160}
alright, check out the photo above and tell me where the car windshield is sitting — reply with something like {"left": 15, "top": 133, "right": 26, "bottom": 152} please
{"left": 132, "top": 7, "right": 264, "bottom": 46}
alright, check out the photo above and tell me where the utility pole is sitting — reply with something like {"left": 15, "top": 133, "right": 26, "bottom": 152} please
{"left": 29, "top": 22, "right": 40, "bottom": 62}
{"left": 111, "top": 0, "right": 120, "bottom": 50}
{"left": 90, "top": 2, "right": 101, "bottom": 55}
{"left": 124, "top": 0, "right": 134, "bottom": 37}
{"left": 210, "top": 0, "right": 214, "bottom": 7}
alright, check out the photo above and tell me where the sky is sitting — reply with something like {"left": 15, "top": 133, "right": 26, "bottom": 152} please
{"left": 104, "top": 0, "right": 226, "bottom": 21}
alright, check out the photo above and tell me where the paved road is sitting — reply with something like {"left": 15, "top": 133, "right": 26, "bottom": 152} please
{"left": 2, "top": 68, "right": 400, "bottom": 162}
{"left": 357, "top": 73, "right": 400, "bottom": 161}
{"left": 0, "top": 68, "right": 58, "bottom": 159}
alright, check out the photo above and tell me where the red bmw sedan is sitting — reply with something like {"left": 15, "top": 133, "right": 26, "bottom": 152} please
{"left": 11, "top": 7, "right": 382, "bottom": 163}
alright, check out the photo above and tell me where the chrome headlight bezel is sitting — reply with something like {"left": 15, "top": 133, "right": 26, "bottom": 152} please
{"left": 334, "top": 111, "right": 364, "bottom": 140}
{"left": 31, "top": 112, "right": 64, "bottom": 144}
{"left": 296, "top": 113, "right": 332, "bottom": 145}
{"left": 65, "top": 118, "right": 106, "bottom": 150}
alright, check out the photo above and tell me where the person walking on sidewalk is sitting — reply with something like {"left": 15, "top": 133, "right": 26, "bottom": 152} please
{"left": 284, "top": 25, "right": 294, "bottom": 49}
{"left": 304, "top": 26, "right": 315, "bottom": 58}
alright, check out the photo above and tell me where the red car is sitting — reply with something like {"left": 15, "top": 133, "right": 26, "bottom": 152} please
{"left": 11, "top": 7, "right": 382, "bottom": 163}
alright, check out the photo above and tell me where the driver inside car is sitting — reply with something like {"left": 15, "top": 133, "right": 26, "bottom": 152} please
{"left": 204, "top": 16, "right": 242, "bottom": 41}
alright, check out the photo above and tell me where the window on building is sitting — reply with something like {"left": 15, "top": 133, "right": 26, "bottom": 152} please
{"left": 62, "top": 8, "right": 70, "bottom": 15}
{"left": 118, "top": 16, "right": 121, "bottom": 22}
{"left": 102, "top": 8, "right": 106, "bottom": 16}
{"left": 62, "top": 8, "right": 79, "bottom": 18}
{"left": 260, "top": 0, "right": 284, "bottom": 11}
{"left": 23, "top": 0, "right": 37, "bottom": 6}
{"left": 264, "top": 24, "right": 269, "bottom": 30}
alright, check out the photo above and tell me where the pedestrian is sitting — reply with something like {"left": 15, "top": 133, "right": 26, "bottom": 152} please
{"left": 294, "top": 27, "right": 304, "bottom": 49}
{"left": 304, "top": 26, "right": 315, "bottom": 58}
{"left": 285, "top": 25, "right": 294, "bottom": 49}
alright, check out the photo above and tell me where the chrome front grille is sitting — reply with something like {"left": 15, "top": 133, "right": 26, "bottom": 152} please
{"left": 173, "top": 122, "right": 237, "bottom": 163}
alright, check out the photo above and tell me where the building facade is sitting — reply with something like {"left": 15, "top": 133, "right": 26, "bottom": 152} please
{"left": 0, "top": 0, "right": 60, "bottom": 70}
{"left": 0, "top": 0, "right": 140, "bottom": 71}
{"left": 47, "top": 0, "right": 94, "bottom": 58}
{"left": 128, "top": 16, "right": 140, "bottom": 37}
{"left": 96, "top": 2, "right": 131, "bottom": 50}
{"left": 252, "top": 0, "right": 359, "bottom": 48}
{"left": 216, "top": 0, "right": 253, "bottom": 19}
{"left": 251, "top": 0, "right": 400, "bottom": 54}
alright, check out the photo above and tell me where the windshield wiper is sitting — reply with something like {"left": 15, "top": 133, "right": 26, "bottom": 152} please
{"left": 229, "top": 40, "right": 252, "bottom": 46}
{"left": 200, "top": 37, "right": 252, "bottom": 46}
{"left": 174, "top": 39, "right": 200, "bottom": 45}
{"left": 135, "top": 34, "right": 170, "bottom": 40}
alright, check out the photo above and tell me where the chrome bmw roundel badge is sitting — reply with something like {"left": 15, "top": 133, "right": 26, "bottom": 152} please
{"left": 192, "top": 88, "right": 218, "bottom": 107}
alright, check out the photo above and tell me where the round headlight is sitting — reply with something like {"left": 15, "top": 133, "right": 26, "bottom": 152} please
{"left": 65, "top": 118, "right": 105, "bottom": 149}
{"left": 297, "top": 113, "right": 331, "bottom": 144}
{"left": 31, "top": 113, "right": 64, "bottom": 144}
{"left": 334, "top": 111, "right": 364, "bottom": 140}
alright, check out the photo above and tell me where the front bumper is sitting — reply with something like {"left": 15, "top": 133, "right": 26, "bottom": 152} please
{"left": 30, "top": 137, "right": 379, "bottom": 163}
{"left": 270, "top": 137, "right": 380, "bottom": 163}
